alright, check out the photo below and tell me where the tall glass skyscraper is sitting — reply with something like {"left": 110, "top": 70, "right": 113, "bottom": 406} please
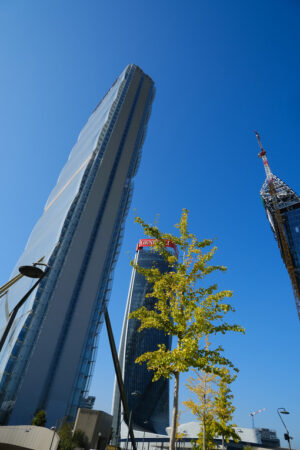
{"left": 0, "top": 65, "right": 154, "bottom": 426}
{"left": 112, "top": 239, "right": 178, "bottom": 438}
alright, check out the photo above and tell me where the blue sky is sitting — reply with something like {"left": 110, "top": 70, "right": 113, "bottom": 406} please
{"left": 0, "top": 0, "right": 299, "bottom": 447}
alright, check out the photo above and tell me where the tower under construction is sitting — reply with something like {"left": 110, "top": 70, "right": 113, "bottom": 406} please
{"left": 257, "top": 132, "right": 300, "bottom": 320}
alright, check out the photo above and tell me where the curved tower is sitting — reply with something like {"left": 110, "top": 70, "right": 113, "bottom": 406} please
{"left": 0, "top": 65, "right": 155, "bottom": 425}
{"left": 112, "top": 239, "right": 178, "bottom": 438}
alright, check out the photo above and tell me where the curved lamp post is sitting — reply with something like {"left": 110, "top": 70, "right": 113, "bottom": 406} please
{"left": 277, "top": 408, "right": 292, "bottom": 450}
{"left": 125, "top": 390, "right": 141, "bottom": 450}
{"left": 141, "top": 420, "right": 149, "bottom": 450}
{"left": 0, "top": 262, "right": 49, "bottom": 353}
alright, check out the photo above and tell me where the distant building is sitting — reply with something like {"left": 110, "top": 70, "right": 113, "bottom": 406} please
{"left": 174, "top": 424, "right": 281, "bottom": 449}
{"left": 0, "top": 65, "right": 155, "bottom": 426}
{"left": 73, "top": 408, "right": 112, "bottom": 450}
{"left": 79, "top": 396, "right": 96, "bottom": 410}
{"left": 119, "top": 423, "right": 281, "bottom": 450}
{"left": 259, "top": 427, "right": 281, "bottom": 448}
{"left": 112, "top": 239, "right": 178, "bottom": 438}
{"left": 0, "top": 425, "right": 60, "bottom": 450}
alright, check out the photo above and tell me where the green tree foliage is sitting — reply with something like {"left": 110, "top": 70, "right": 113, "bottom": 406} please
{"left": 214, "top": 371, "right": 240, "bottom": 447}
{"left": 31, "top": 409, "right": 46, "bottom": 427}
{"left": 183, "top": 367, "right": 218, "bottom": 450}
{"left": 129, "top": 209, "right": 244, "bottom": 450}
{"left": 183, "top": 364, "right": 240, "bottom": 449}
{"left": 73, "top": 429, "right": 88, "bottom": 448}
{"left": 57, "top": 423, "right": 74, "bottom": 450}
{"left": 57, "top": 423, "right": 88, "bottom": 450}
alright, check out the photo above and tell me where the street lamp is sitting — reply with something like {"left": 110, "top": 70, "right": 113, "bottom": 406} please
{"left": 0, "top": 262, "right": 49, "bottom": 353}
{"left": 125, "top": 391, "right": 141, "bottom": 450}
{"left": 19, "top": 263, "right": 47, "bottom": 279}
{"left": 141, "top": 420, "right": 149, "bottom": 450}
{"left": 277, "top": 408, "right": 292, "bottom": 450}
{"left": 131, "top": 390, "right": 141, "bottom": 397}
{"left": 49, "top": 426, "right": 57, "bottom": 450}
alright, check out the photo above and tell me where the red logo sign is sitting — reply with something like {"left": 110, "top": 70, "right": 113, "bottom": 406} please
{"left": 136, "top": 238, "right": 178, "bottom": 258}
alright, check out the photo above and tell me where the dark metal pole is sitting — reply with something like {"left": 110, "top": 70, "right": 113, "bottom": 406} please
{"left": 125, "top": 410, "right": 132, "bottom": 450}
{"left": 0, "top": 270, "right": 48, "bottom": 353}
{"left": 142, "top": 431, "right": 146, "bottom": 450}
{"left": 49, "top": 426, "right": 57, "bottom": 450}
{"left": 277, "top": 408, "right": 292, "bottom": 450}
{"left": 104, "top": 309, "right": 137, "bottom": 450}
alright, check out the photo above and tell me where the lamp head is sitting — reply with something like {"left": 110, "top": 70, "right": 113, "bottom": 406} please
{"left": 131, "top": 390, "right": 141, "bottom": 397}
{"left": 278, "top": 408, "right": 290, "bottom": 415}
{"left": 19, "top": 265, "right": 45, "bottom": 279}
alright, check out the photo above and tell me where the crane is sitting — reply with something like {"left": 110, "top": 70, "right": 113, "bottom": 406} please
{"left": 249, "top": 407, "right": 266, "bottom": 428}
{"left": 256, "top": 131, "right": 300, "bottom": 320}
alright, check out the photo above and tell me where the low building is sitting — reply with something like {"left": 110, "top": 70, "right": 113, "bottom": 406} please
{"left": 119, "top": 422, "right": 281, "bottom": 450}
{"left": 0, "top": 425, "right": 59, "bottom": 450}
{"left": 73, "top": 408, "right": 113, "bottom": 450}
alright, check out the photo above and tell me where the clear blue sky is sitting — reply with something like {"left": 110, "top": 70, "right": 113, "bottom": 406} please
{"left": 0, "top": 0, "right": 299, "bottom": 447}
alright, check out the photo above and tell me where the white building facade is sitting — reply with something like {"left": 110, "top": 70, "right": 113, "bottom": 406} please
{"left": 0, "top": 65, "right": 154, "bottom": 426}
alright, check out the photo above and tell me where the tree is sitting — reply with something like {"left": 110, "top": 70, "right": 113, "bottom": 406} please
{"left": 129, "top": 209, "right": 244, "bottom": 450}
{"left": 73, "top": 429, "right": 88, "bottom": 448}
{"left": 183, "top": 367, "right": 218, "bottom": 450}
{"left": 57, "top": 423, "right": 75, "bottom": 450}
{"left": 31, "top": 409, "right": 46, "bottom": 427}
{"left": 184, "top": 365, "right": 240, "bottom": 450}
{"left": 57, "top": 422, "right": 88, "bottom": 450}
{"left": 214, "top": 371, "right": 240, "bottom": 448}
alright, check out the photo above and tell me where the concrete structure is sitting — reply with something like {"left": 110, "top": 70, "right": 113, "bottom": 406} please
{"left": 0, "top": 65, "right": 155, "bottom": 426}
{"left": 73, "top": 408, "right": 112, "bottom": 450}
{"left": 112, "top": 239, "right": 177, "bottom": 439}
{"left": 0, "top": 425, "right": 59, "bottom": 450}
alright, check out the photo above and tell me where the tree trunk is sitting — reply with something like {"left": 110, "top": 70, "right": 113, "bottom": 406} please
{"left": 203, "top": 414, "right": 205, "bottom": 450}
{"left": 169, "top": 372, "right": 179, "bottom": 450}
{"left": 203, "top": 389, "right": 206, "bottom": 450}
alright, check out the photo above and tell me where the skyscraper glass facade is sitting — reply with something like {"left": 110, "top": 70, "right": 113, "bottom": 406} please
{"left": 112, "top": 239, "right": 177, "bottom": 437}
{"left": 261, "top": 175, "right": 300, "bottom": 289}
{"left": 0, "top": 65, "right": 154, "bottom": 425}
